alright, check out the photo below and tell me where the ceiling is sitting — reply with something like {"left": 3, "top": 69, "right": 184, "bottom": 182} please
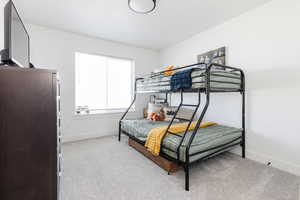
{"left": 14, "top": 0, "right": 271, "bottom": 50}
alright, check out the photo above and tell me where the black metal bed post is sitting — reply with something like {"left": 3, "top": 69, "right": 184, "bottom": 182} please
{"left": 206, "top": 63, "right": 245, "bottom": 158}
{"left": 241, "top": 71, "right": 246, "bottom": 158}
{"left": 184, "top": 64, "right": 212, "bottom": 191}
{"left": 118, "top": 78, "right": 139, "bottom": 142}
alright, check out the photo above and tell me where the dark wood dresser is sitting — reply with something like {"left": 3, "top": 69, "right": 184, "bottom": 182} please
{"left": 0, "top": 67, "right": 61, "bottom": 200}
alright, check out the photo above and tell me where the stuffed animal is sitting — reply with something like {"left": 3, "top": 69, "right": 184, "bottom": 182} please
{"left": 164, "top": 65, "right": 174, "bottom": 76}
{"left": 158, "top": 108, "right": 166, "bottom": 121}
{"left": 150, "top": 108, "right": 166, "bottom": 121}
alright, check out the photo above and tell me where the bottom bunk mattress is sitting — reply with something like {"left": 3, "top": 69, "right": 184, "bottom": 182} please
{"left": 121, "top": 119, "right": 242, "bottom": 162}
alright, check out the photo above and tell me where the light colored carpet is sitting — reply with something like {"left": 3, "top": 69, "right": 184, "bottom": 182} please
{"left": 61, "top": 136, "right": 299, "bottom": 200}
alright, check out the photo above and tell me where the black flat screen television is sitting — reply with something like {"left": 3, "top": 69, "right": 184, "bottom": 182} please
{"left": 2, "top": 0, "right": 30, "bottom": 68}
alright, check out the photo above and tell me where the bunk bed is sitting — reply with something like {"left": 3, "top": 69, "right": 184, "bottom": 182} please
{"left": 119, "top": 62, "right": 245, "bottom": 191}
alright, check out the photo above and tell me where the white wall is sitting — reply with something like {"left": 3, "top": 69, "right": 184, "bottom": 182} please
{"left": 25, "top": 24, "right": 158, "bottom": 143}
{"left": 160, "top": 0, "right": 300, "bottom": 176}
{"left": 0, "top": 0, "right": 157, "bottom": 143}
{"left": 0, "top": 0, "right": 6, "bottom": 52}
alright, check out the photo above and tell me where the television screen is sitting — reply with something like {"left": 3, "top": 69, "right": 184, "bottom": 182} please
{"left": 3, "top": 1, "right": 30, "bottom": 68}
{"left": 10, "top": 3, "right": 30, "bottom": 68}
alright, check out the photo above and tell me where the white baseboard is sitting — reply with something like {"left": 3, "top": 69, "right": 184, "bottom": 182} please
{"left": 231, "top": 148, "right": 300, "bottom": 177}
{"left": 62, "top": 130, "right": 117, "bottom": 144}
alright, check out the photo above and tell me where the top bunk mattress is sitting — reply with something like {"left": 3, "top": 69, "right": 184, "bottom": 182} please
{"left": 136, "top": 69, "right": 242, "bottom": 92}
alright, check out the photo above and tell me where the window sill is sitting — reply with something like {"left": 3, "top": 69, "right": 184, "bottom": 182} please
{"left": 74, "top": 109, "right": 135, "bottom": 118}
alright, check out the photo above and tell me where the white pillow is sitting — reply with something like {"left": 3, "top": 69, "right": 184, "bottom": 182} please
{"left": 163, "top": 106, "right": 194, "bottom": 121}
{"left": 177, "top": 108, "right": 195, "bottom": 120}
{"left": 163, "top": 106, "right": 177, "bottom": 121}
{"left": 147, "top": 103, "right": 163, "bottom": 119}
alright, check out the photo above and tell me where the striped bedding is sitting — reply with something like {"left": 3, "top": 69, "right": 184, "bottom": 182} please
{"left": 121, "top": 119, "right": 242, "bottom": 162}
{"left": 136, "top": 69, "right": 241, "bottom": 92}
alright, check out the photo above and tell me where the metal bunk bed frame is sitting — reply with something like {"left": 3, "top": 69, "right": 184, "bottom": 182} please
{"left": 118, "top": 62, "right": 245, "bottom": 191}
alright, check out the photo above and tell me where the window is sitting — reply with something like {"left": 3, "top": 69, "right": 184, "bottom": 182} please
{"left": 75, "top": 52, "right": 134, "bottom": 114}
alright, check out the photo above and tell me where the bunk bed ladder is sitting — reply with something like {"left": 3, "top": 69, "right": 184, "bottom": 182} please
{"left": 164, "top": 89, "right": 201, "bottom": 139}
{"left": 175, "top": 90, "right": 201, "bottom": 161}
